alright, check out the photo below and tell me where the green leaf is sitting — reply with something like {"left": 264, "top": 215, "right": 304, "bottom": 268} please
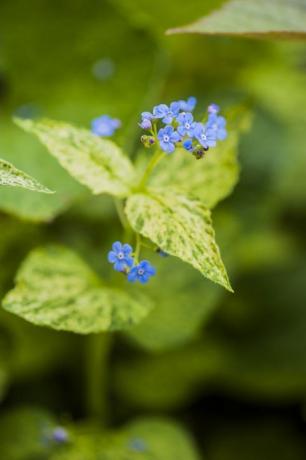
{"left": 15, "top": 118, "right": 136, "bottom": 198}
{"left": 0, "top": 122, "right": 86, "bottom": 222}
{"left": 115, "top": 341, "right": 221, "bottom": 410}
{"left": 126, "top": 257, "right": 223, "bottom": 351}
{"left": 125, "top": 189, "right": 232, "bottom": 291}
{"left": 167, "top": 0, "right": 306, "bottom": 39}
{"left": 52, "top": 418, "right": 200, "bottom": 460}
{"left": 0, "top": 158, "right": 53, "bottom": 193}
{"left": 0, "top": 407, "right": 57, "bottom": 460}
{"left": 2, "top": 246, "right": 153, "bottom": 334}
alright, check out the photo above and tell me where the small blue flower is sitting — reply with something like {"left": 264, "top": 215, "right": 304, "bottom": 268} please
{"left": 183, "top": 139, "right": 194, "bottom": 152}
{"left": 153, "top": 102, "right": 180, "bottom": 124}
{"left": 207, "top": 114, "right": 227, "bottom": 140}
{"left": 91, "top": 115, "right": 121, "bottom": 136}
{"left": 128, "top": 260, "right": 156, "bottom": 284}
{"left": 108, "top": 241, "right": 134, "bottom": 272}
{"left": 139, "top": 111, "right": 153, "bottom": 130}
{"left": 157, "top": 126, "right": 181, "bottom": 154}
{"left": 128, "top": 438, "right": 148, "bottom": 452}
{"left": 193, "top": 122, "right": 217, "bottom": 149}
{"left": 139, "top": 118, "right": 152, "bottom": 130}
{"left": 178, "top": 97, "right": 197, "bottom": 112}
{"left": 52, "top": 427, "right": 69, "bottom": 444}
{"left": 207, "top": 103, "right": 220, "bottom": 114}
{"left": 177, "top": 112, "right": 196, "bottom": 137}
{"left": 141, "top": 111, "right": 153, "bottom": 120}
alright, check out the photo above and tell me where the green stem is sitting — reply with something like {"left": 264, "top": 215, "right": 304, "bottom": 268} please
{"left": 114, "top": 198, "right": 128, "bottom": 230}
{"left": 134, "top": 232, "right": 141, "bottom": 263}
{"left": 137, "top": 148, "right": 165, "bottom": 190}
{"left": 114, "top": 198, "right": 133, "bottom": 242}
{"left": 86, "top": 332, "right": 111, "bottom": 423}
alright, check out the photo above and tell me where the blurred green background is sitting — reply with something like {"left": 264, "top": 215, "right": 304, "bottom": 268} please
{"left": 1, "top": 0, "right": 306, "bottom": 458}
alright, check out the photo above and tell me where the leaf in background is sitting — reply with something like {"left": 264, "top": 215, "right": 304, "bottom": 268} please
{"left": 150, "top": 108, "right": 251, "bottom": 209}
{"left": 205, "top": 417, "right": 306, "bottom": 460}
{"left": 52, "top": 418, "right": 200, "bottom": 460}
{"left": 0, "top": 158, "right": 53, "bottom": 193}
{"left": 0, "top": 0, "right": 159, "bottom": 220}
{"left": 126, "top": 257, "right": 223, "bottom": 351}
{"left": 0, "top": 123, "right": 86, "bottom": 222}
{"left": 167, "top": 0, "right": 306, "bottom": 39}
{"left": 16, "top": 118, "right": 136, "bottom": 198}
{"left": 3, "top": 246, "right": 153, "bottom": 334}
{"left": 126, "top": 189, "right": 232, "bottom": 291}
{"left": 115, "top": 341, "right": 222, "bottom": 410}
{"left": 110, "top": 0, "right": 226, "bottom": 35}
{"left": 0, "top": 407, "right": 57, "bottom": 460}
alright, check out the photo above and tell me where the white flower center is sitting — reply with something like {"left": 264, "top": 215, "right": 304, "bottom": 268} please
{"left": 185, "top": 123, "right": 190, "bottom": 129}
{"left": 163, "top": 135, "right": 170, "bottom": 142}
{"left": 201, "top": 134, "right": 207, "bottom": 141}
{"left": 138, "top": 268, "right": 145, "bottom": 275}
{"left": 118, "top": 252, "right": 124, "bottom": 260}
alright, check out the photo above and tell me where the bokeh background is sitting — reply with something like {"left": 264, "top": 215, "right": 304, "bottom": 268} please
{"left": 1, "top": 0, "right": 306, "bottom": 458}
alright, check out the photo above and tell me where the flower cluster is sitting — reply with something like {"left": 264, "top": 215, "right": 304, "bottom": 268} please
{"left": 91, "top": 114, "right": 121, "bottom": 137}
{"left": 139, "top": 98, "right": 227, "bottom": 158}
{"left": 108, "top": 241, "right": 156, "bottom": 284}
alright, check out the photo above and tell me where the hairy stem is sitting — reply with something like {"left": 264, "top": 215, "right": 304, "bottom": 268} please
{"left": 137, "top": 148, "right": 165, "bottom": 190}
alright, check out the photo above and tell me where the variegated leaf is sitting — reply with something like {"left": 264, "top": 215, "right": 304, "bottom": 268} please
{"left": 150, "top": 134, "right": 239, "bottom": 209}
{"left": 0, "top": 158, "right": 53, "bottom": 193}
{"left": 3, "top": 246, "right": 153, "bottom": 334}
{"left": 125, "top": 189, "right": 232, "bottom": 291}
{"left": 149, "top": 107, "right": 251, "bottom": 209}
{"left": 167, "top": 0, "right": 306, "bottom": 39}
{"left": 15, "top": 118, "right": 136, "bottom": 197}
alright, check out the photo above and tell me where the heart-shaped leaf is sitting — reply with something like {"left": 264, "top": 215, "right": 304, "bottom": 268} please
{"left": 3, "top": 246, "right": 153, "bottom": 334}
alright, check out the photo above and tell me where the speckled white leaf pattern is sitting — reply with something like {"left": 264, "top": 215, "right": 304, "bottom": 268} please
{"left": 126, "top": 189, "right": 232, "bottom": 291}
{"left": 3, "top": 246, "right": 153, "bottom": 334}
{"left": 150, "top": 133, "right": 239, "bottom": 209}
{"left": 167, "top": 0, "right": 306, "bottom": 38}
{"left": 0, "top": 158, "right": 53, "bottom": 193}
{"left": 15, "top": 118, "right": 136, "bottom": 197}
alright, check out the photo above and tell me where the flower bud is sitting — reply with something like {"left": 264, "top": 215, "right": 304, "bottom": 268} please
{"left": 139, "top": 118, "right": 152, "bottom": 130}
{"left": 141, "top": 135, "right": 155, "bottom": 148}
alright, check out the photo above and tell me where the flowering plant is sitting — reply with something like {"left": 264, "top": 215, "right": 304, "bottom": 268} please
{"left": 0, "top": 97, "right": 241, "bottom": 340}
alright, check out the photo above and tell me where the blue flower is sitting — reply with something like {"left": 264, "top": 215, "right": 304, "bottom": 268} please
{"left": 177, "top": 112, "right": 196, "bottom": 137}
{"left": 157, "top": 126, "right": 181, "bottom": 154}
{"left": 108, "top": 241, "right": 134, "bottom": 272}
{"left": 207, "top": 103, "right": 220, "bottom": 114}
{"left": 153, "top": 102, "right": 180, "bottom": 124}
{"left": 139, "top": 111, "right": 153, "bottom": 130}
{"left": 91, "top": 115, "right": 121, "bottom": 136}
{"left": 128, "top": 438, "right": 147, "bottom": 452}
{"left": 128, "top": 260, "right": 156, "bottom": 284}
{"left": 183, "top": 139, "right": 193, "bottom": 152}
{"left": 207, "top": 114, "right": 227, "bottom": 140}
{"left": 139, "top": 118, "right": 152, "bottom": 130}
{"left": 52, "top": 427, "right": 69, "bottom": 444}
{"left": 141, "top": 111, "right": 153, "bottom": 120}
{"left": 178, "top": 97, "right": 197, "bottom": 112}
{"left": 193, "top": 122, "right": 217, "bottom": 149}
